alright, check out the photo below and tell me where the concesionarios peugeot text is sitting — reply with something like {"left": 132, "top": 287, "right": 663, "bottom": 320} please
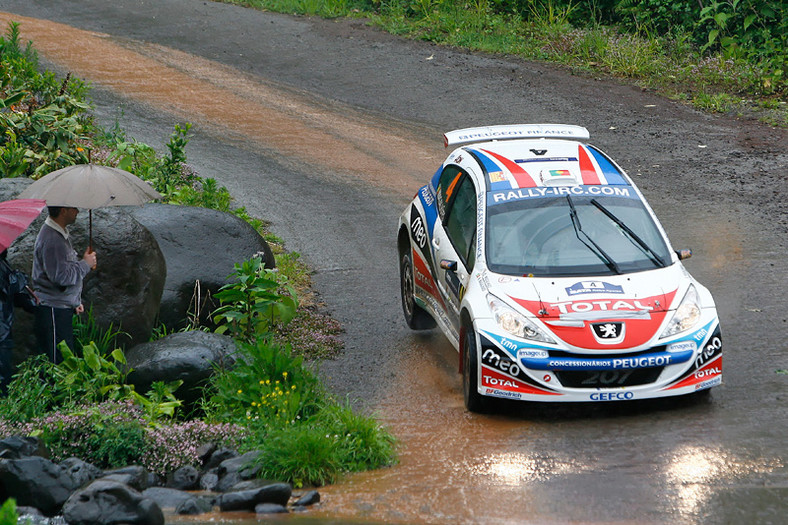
{"left": 397, "top": 124, "right": 722, "bottom": 412}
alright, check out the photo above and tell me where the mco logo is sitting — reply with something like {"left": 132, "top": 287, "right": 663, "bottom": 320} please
{"left": 590, "top": 391, "right": 634, "bottom": 401}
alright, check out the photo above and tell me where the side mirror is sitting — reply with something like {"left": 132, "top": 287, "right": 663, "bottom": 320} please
{"left": 440, "top": 259, "right": 458, "bottom": 272}
{"left": 675, "top": 249, "right": 692, "bottom": 261}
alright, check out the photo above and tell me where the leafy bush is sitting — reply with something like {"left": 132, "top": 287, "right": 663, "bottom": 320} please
{"left": 36, "top": 400, "right": 148, "bottom": 467}
{"left": 0, "top": 355, "right": 56, "bottom": 423}
{"left": 203, "top": 337, "right": 323, "bottom": 429}
{"left": 0, "top": 23, "right": 92, "bottom": 178}
{"left": 0, "top": 499, "right": 17, "bottom": 525}
{"left": 250, "top": 402, "right": 397, "bottom": 487}
{"left": 52, "top": 342, "right": 134, "bottom": 407}
{"left": 213, "top": 256, "right": 298, "bottom": 342}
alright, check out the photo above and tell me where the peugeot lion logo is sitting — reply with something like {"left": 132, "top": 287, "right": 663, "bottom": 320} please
{"left": 592, "top": 322, "right": 624, "bottom": 343}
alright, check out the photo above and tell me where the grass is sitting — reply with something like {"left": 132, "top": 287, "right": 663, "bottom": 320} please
{"left": 217, "top": 0, "right": 787, "bottom": 126}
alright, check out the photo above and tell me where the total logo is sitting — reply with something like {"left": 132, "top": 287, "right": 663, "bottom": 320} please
{"left": 482, "top": 376, "right": 519, "bottom": 389}
{"left": 589, "top": 391, "right": 634, "bottom": 401}
{"left": 551, "top": 299, "right": 653, "bottom": 315}
{"left": 695, "top": 367, "right": 720, "bottom": 380}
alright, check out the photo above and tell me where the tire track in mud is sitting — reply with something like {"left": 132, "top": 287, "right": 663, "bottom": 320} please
{"left": 1, "top": 12, "right": 443, "bottom": 196}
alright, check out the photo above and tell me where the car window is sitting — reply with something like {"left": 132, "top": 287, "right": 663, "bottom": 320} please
{"left": 445, "top": 175, "right": 477, "bottom": 268}
{"left": 436, "top": 165, "right": 464, "bottom": 221}
{"left": 486, "top": 194, "right": 670, "bottom": 276}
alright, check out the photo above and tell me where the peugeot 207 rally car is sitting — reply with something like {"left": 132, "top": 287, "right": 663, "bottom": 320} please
{"left": 397, "top": 124, "right": 722, "bottom": 412}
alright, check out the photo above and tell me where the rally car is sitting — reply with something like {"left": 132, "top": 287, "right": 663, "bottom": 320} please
{"left": 397, "top": 124, "right": 722, "bottom": 412}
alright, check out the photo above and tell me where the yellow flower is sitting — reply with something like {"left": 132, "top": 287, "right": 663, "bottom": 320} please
{"left": 237, "top": 389, "right": 243, "bottom": 394}
{"left": 283, "top": 372, "right": 288, "bottom": 378}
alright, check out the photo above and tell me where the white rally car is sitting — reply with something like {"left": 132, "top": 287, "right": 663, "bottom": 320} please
{"left": 397, "top": 124, "right": 722, "bottom": 412}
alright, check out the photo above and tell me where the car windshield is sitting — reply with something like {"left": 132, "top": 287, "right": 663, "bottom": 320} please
{"left": 485, "top": 191, "right": 671, "bottom": 277}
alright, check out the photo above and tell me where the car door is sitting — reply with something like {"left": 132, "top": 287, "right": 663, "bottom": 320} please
{"left": 433, "top": 165, "right": 478, "bottom": 332}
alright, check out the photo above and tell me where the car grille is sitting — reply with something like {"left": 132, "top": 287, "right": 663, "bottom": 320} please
{"left": 549, "top": 346, "right": 666, "bottom": 388}
{"left": 555, "top": 368, "right": 663, "bottom": 388}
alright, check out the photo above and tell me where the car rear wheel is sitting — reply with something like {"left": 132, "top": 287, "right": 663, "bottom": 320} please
{"left": 462, "top": 324, "right": 489, "bottom": 413}
{"left": 400, "top": 251, "right": 436, "bottom": 330}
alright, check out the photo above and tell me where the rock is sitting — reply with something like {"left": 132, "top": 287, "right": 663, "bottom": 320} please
{"left": 166, "top": 465, "right": 199, "bottom": 490}
{"left": 228, "top": 478, "right": 278, "bottom": 492}
{"left": 142, "top": 486, "right": 204, "bottom": 510}
{"left": 60, "top": 458, "right": 102, "bottom": 489}
{"left": 196, "top": 442, "right": 217, "bottom": 466}
{"left": 0, "top": 456, "right": 77, "bottom": 516}
{"left": 199, "top": 469, "right": 219, "bottom": 491}
{"left": 8, "top": 206, "right": 166, "bottom": 354}
{"left": 15, "top": 506, "right": 43, "bottom": 517}
{"left": 203, "top": 447, "right": 237, "bottom": 471}
{"left": 217, "top": 483, "right": 292, "bottom": 512}
{"left": 62, "top": 479, "right": 164, "bottom": 525}
{"left": 176, "top": 496, "right": 213, "bottom": 515}
{"left": 255, "top": 502, "right": 288, "bottom": 514}
{"left": 130, "top": 203, "right": 275, "bottom": 330}
{"left": 216, "top": 450, "right": 262, "bottom": 492}
{"left": 100, "top": 465, "right": 149, "bottom": 492}
{"left": 294, "top": 489, "right": 321, "bottom": 507}
{"left": 125, "top": 331, "right": 236, "bottom": 407}
{"left": 0, "top": 435, "right": 43, "bottom": 459}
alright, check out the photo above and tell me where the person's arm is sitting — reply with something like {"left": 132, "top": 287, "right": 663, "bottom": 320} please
{"left": 39, "top": 236, "right": 91, "bottom": 288}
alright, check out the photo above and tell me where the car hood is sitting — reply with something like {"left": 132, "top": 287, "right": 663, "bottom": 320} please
{"left": 485, "top": 265, "right": 687, "bottom": 350}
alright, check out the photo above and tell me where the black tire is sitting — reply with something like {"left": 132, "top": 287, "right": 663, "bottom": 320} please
{"left": 400, "top": 251, "right": 436, "bottom": 330}
{"left": 462, "top": 324, "right": 489, "bottom": 413}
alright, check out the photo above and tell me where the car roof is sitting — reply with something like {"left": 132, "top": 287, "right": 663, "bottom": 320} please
{"left": 442, "top": 125, "right": 632, "bottom": 192}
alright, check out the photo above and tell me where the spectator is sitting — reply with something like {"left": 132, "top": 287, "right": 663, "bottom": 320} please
{"left": 31, "top": 206, "right": 96, "bottom": 362}
{"left": 0, "top": 249, "right": 37, "bottom": 393}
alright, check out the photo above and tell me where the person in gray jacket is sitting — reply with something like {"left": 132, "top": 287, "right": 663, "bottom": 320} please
{"left": 32, "top": 206, "right": 97, "bottom": 362}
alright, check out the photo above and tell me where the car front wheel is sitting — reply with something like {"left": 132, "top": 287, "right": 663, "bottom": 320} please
{"left": 462, "top": 324, "right": 489, "bottom": 413}
{"left": 400, "top": 251, "right": 436, "bottom": 330}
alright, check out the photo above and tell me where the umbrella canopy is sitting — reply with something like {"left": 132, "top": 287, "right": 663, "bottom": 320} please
{"left": 0, "top": 199, "right": 47, "bottom": 252}
{"left": 18, "top": 164, "right": 162, "bottom": 251}
{"left": 18, "top": 164, "right": 162, "bottom": 208}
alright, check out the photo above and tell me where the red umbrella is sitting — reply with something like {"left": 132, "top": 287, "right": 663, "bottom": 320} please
{"left": 0, "top": 198, "right": 47, "bottom": 252}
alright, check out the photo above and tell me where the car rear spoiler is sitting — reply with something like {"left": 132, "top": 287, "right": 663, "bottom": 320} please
{"left": 443, "top": 124, "right": 590, "bottom": 148}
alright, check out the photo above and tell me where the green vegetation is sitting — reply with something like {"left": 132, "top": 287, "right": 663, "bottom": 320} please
{"left": 220, "top": 0, "right": 786, "bottom": 125}
{"left": 0, "top": 21, "right": 394, "bottom": 487}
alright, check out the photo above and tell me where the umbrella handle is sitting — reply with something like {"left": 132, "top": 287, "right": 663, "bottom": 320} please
{"left": 25, "top": 285, "right": 40, "bottom": 305}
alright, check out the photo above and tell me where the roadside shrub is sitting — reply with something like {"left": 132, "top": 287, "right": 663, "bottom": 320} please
{"left": 212, "top": 256, "right": 298, "bottom": 342}
{"left": 0, "top": 355, "right": 56, "bottom": 423}
{"left": 249, "top": 402, "right": 397, "bottom": 487}
{"left": 202, "top": 337, "right": 323, "bottom": 429}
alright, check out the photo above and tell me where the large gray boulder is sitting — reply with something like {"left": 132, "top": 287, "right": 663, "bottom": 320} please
{"left": 0, "top": 456, "right": 78, "bottom": 516}
{"left": 130, "top": 203, "right": 275, "bottom": 330}
{"left": 125, "top": 331, "right": 237, "bottom": 407}
{"left": 62, "top": 479, "right": 164, "bottom": 525}
{"left": 7, "top": 205, "right": 166, "bottom": 354}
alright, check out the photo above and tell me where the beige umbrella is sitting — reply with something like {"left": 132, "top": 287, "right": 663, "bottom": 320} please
{"left": 18, "top": 164, "right": 162, "bottom": 249}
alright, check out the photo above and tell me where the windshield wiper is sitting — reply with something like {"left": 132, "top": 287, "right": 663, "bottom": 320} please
{"left": 566, "top": 196, "right": 621, "bottom": 275}
{"left": 590, "top": 199, "right": 666, "bottom": 268}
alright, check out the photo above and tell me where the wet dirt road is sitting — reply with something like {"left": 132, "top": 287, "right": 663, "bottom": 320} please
{"left": 2, "top": 1, "right": 787, "bottom": 523}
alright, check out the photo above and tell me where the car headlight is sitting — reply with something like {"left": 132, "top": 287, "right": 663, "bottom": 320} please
{"left": 660, "top": 285, "right": 701, "bottom": 338}
{"left": 488, "top": 294, "right": 555, "bottom": 343}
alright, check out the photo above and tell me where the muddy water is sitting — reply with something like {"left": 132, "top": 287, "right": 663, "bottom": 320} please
{"left": 3, "top": 10, "right": 786, "bottom": 525}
